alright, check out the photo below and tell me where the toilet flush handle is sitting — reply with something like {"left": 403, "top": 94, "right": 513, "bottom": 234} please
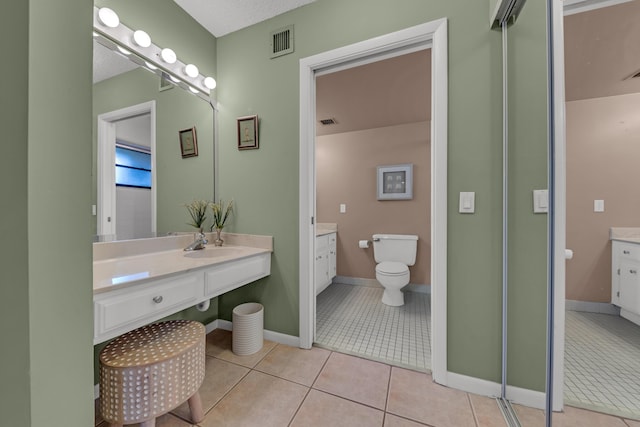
{"left": 373, "top": 237, "right": 380, "bottom": 242}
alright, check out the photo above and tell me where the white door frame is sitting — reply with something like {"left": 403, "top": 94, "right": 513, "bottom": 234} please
{"left": 550, "top": 0, "right": 633, "bottom": 412}
{"left": 97, "top": 100, "right": 157, "bottom": 236}
{"left": 298, "top": 18, "right": 448, "bottom": 384}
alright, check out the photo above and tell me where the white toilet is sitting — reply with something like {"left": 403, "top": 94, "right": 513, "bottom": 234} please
{"left": 372, "top": 234, "right": 418, "bottom": 306}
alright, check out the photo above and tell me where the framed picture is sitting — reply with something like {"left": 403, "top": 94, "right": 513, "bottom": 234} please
{"left": 377, "top": 163, "right": 413, "bottom": 200}
{"left": 237, "top": 115, "right": 259, "bottom": 150}
{"left": 179, "top": 127, "right": 198, "bottom": 158}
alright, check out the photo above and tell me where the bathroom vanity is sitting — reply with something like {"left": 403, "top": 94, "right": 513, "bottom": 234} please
{"left": 315, "top": 224, "right": 337, "bottom": 295}
{"left": 611, "top": 228, "right": 640, "bottom": 326}
{"left": 93, "top": 233, "right": 272, "bottom": 344}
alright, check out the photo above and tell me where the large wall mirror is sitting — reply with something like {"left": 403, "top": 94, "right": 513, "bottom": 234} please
{"left": 92, "top": 34, "right": 215, "bottom": 241}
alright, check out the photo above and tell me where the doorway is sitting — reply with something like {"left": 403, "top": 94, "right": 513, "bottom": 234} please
{"left": 298, "top": 19, "right": 448, "bottom": 384}
{"left": 313, "top": 50, "right": 432, "bottom": 371}
{"left": 553, "top": 0, "right": 640, "bottom": 418}
{"left": 97, "top": 101, "right": 156, "bottom": 237}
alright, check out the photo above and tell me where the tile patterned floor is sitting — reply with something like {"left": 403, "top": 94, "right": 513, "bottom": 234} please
{"left": 564, "top": 310, "right": 640, "bottom": 420}
{"left": 95, "top": 328, "right": 640, "bottom": 427}
{"left": 316, "top": 282, "right": 431, "bottom": 371}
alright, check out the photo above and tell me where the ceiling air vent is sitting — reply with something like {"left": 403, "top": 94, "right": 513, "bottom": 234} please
{"left": 319, "top": 118, "right": 337, "bottom": 126}
{"left": 270, "top": 25, "right": 294, "bottom": 59}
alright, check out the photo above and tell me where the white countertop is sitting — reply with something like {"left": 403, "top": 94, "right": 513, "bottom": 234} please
{"left": 611, "top": 237, "right": 640, "bottom": 244}
{"left": 93, "top": 232, "right": 273, "bottom": 294}
{"left": 316, "top": 223, "right": 337, "bottom": 237}
{"left": 610, "top": 227, "right": 640, "bottom": 245}
{"left": 94, "top": 245, "right": 271, "bottom": 293}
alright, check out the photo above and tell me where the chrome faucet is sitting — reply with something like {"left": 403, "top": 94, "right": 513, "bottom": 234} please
{"left": 184, "top": 234, "right": 208, "bottom": 251}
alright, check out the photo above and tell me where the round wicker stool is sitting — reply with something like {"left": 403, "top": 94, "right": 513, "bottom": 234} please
{"left": 99, "top": 320, "right": 206, "bottom": 427}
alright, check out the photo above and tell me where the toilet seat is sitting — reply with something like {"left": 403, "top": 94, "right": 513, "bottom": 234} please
{"left": 376, "top": 261, "right": 409, "bottom": 276}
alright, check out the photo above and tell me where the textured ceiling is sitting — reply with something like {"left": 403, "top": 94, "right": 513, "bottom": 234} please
{"left": 173, "top": 0, "right": 316, "bottom": 37}
{"left": 93, "top": 41, "right": 138, "bottom": 84}
{"left": 316, "top": 50, "right": 431, "bottom": 137}
{"left": 564, "top": 0, "right": 640, "bottom": 101}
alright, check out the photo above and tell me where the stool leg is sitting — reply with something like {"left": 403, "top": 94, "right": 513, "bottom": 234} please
{"left": 140, "top": 419, "right": 156, "bottom": 427}
{"left": 188, "top": 391, "right": 205, "bottom": 423}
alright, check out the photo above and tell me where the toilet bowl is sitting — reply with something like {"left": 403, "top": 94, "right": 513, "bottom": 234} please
{"left": 372, "top": 234, "right": 418, "bottom": 307}
{"left": 376, "top": 261, "right": 410, "bottom": 306}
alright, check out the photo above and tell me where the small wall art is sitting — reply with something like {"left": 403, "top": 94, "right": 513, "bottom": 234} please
{"left": 377, "top": 163, "right": 413, "bottom": 200}
{"left": 237, "top": 115, "right": 259, "bottom": 150}
{"left": 179, "top": 127, "right": 198, "bottom": 158}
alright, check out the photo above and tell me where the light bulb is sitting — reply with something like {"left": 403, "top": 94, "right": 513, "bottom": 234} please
{"left": 189, "top": 86, "right": 199, "bottom": 94}
{"left": 92, "top": 31, "right": 99, "bottom": 37}
{"left": 133, "top": 30, "right": 151, "bottom": 48}
{"left": 204, "top": 77, "right": 217, "bottom": 90}
{"left": 98, "top": 8, "right": 120, "bottom": 28}
{"left": 145, "top": 61, "right": 158, "bottom": 70}
{"left": 184, "top": 64, "right": 199, "bottom": 78}
{"left": 160, "top": 48, "right": 177, "bottom": 64}
{"left": 117, "top": 46, "right": 131, "bottom": 56}
{"left": 170, "top": 75, "right": 180, "bottom": 83}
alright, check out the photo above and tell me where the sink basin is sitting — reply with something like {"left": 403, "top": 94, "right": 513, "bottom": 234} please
{"left": 184, "top": 246, "right": 246, "bottom": 259}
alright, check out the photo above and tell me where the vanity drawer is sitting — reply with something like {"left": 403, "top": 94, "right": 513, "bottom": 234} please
{"left": 204, "top": 253, "right": 271, "bottom": 298}
{"left": 94, "top": 272, "right": 204, "bottom": 344}
{"left": 615, "top": 242, "right": 640, "bottom": 263}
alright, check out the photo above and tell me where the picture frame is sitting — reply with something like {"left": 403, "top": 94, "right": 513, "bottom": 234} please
{"left": 237, "top": 115, "right": 259, "bottom": 150}
{"left": 377, "top": 163, "right": 413, "bottom": 200}
{"left": 179, "top": 127, "right": 198, "bottom": 158}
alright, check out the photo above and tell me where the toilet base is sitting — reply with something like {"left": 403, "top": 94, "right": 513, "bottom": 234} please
{"left": 382, "top": 288, "right": 404, "bottom": 306}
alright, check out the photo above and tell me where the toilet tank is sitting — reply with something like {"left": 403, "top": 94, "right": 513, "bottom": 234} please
{"left": 372, "top": 234, "right": 418, "bottom": 266}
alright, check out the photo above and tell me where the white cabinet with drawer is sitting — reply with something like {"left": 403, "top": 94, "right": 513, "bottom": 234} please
{"left": 93, "top": 246, "right": 272, "bottom": 344}
{"left": 315, "top": 232, "right": 337, "bottom": 296}
{"left": 94, "top": 272, "right": 204, "bottom": 343}
{"left": 611, "top": 240, "right": 640, "bottom": 326}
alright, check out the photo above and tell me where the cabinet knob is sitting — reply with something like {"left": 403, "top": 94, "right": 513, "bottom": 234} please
{"left": 624, "top": 250, "right": 631, "bottom": 255}
{"left": 152, "top": 296, "right": 164, "bottom": 304}
{"left": 630, "top": 270, "right": 637, "bottom": 275}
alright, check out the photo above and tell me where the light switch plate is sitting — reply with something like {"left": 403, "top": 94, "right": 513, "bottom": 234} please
{"left": 339, "top": 203, "right": 346, "bottom": 214}
{"left": 533, "top": 189, "right": 548, "bottom": 213}
{"left": 459, "top": 192, "right": 475, "bottom": 214}
{"left": 594, "top": 199, "right": 605, "bottom": 212}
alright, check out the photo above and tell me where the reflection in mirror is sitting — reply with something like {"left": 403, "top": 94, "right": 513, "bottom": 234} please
{"left": 92, "top": 40, "right": 215, "bottom": 242}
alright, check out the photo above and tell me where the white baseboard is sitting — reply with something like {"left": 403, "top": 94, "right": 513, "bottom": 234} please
{"left": 446, "top": 372, "right": 546, "bottom": 410}
{"left": 621, "top": 308, "right": 640, "bottom": 326}
{"left": 566, "top": 300, "right": 619, "bottom": 315}
{"left": 446, "top": 371, "right": 501, "bottom": 398}
{"left": 216, "top": 319, "right": 301, "bottom": 347}
{"left": 334, "top": 275, "right": 431, "bottom": 294}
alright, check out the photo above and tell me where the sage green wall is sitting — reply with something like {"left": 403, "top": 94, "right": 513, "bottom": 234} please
{"left": 212, "top": 0, "right": 548, "bottom": 388}
{"left": 1, "top": 0, "right": 95, "bottom": 425}
{"left": 93, "top": 69, "right": 215, "bottom": 233}
{"left": 506, "top": 1, "right": 549, "bottom": 392}
{"left": 0, "top": 1, "right": 32, "bottom": 424}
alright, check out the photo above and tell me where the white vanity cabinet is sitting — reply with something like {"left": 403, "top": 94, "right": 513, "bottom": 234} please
{"left": 611, "top": 240, "right": 640, "bottom": 325}
{"left": 94, "top": 249, "right": 271, "bottom": 344}
{"left": 315, "top": 232, "right": 337, "bottom": 295}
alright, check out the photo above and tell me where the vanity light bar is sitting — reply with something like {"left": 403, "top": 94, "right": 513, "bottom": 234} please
{"left": 92, "top": 7, "right": 216, "bottom": 102}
